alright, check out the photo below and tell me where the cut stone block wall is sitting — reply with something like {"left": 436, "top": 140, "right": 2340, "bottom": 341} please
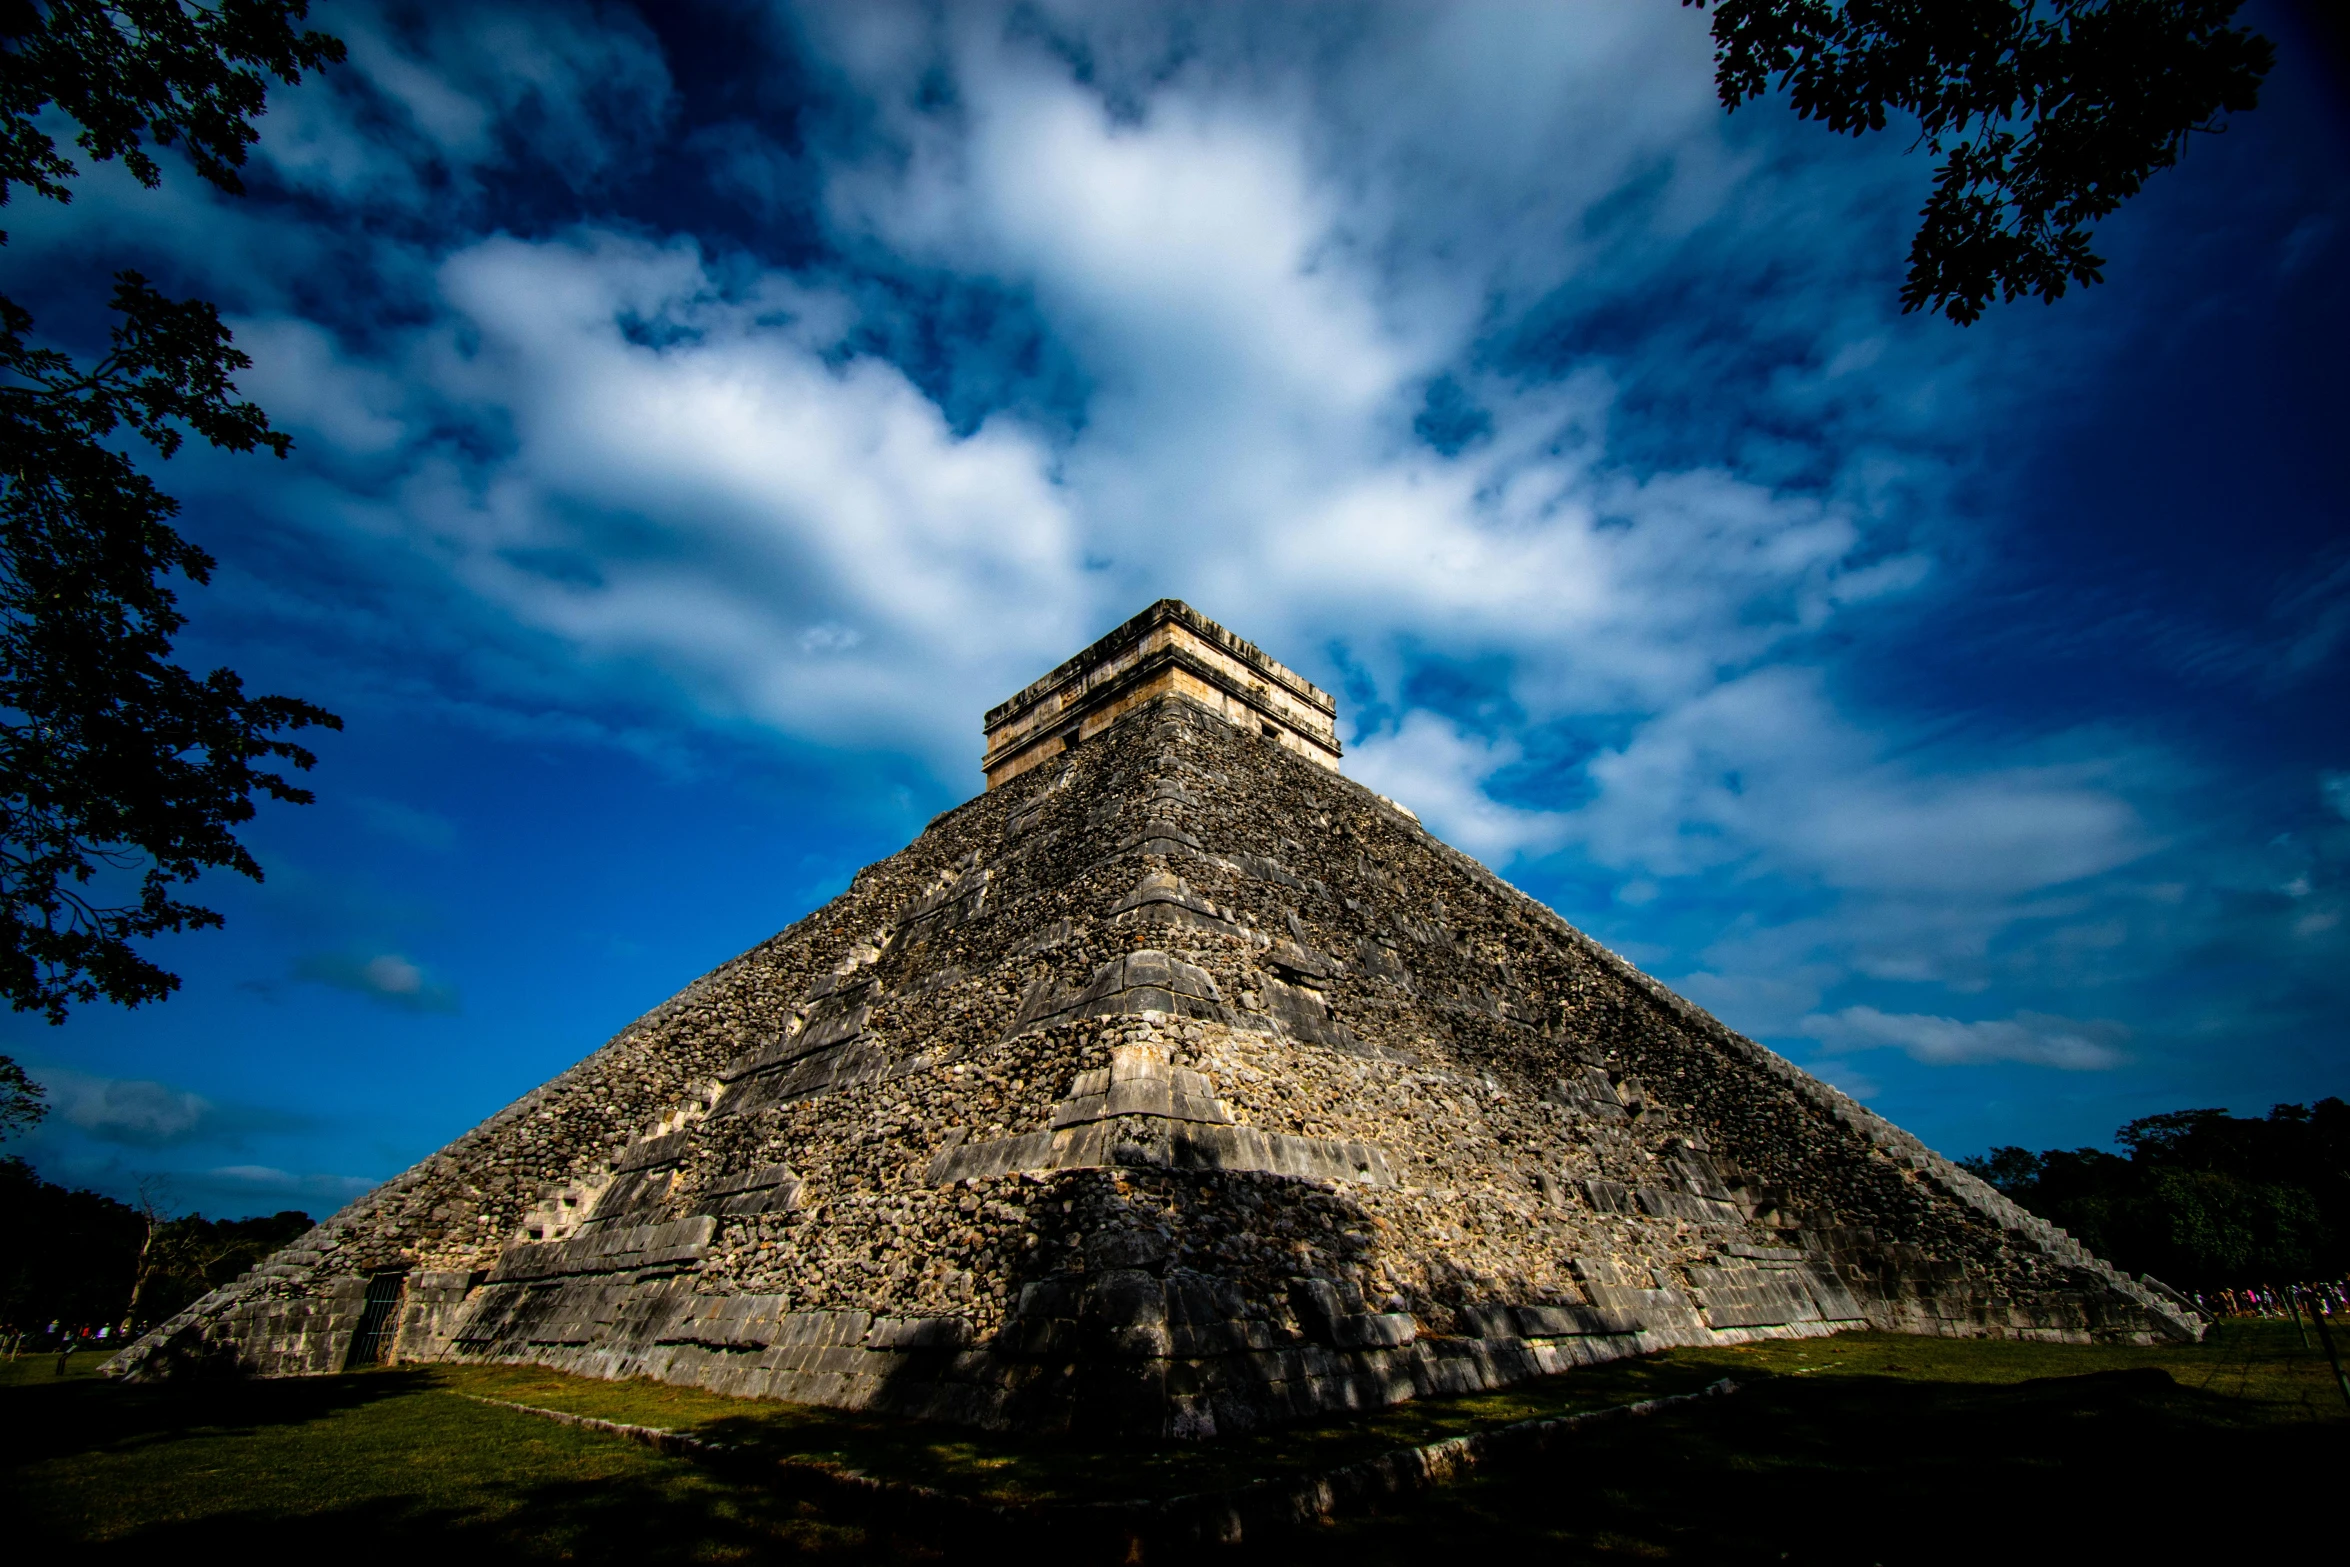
{"left": 983, "top": 599, "right": 1341, "bottom": 786}
{"left": 110, "top": 685, "right": 2197, "bottom": 1435}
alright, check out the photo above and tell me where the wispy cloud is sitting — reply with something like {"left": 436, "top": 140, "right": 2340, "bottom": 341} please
{"left": 293, "top": 952, "right": 460, "bottom": 1014}
{"left": 25, "top": 1069, "right": 314, "bottom": 1149}
{"left": 140, "top": 1, "right": 2313, "bottom": 1104}
{"left": 1801, "top": 1007, "right": 2128, "bottom": 1071}
{"left": 204, "top": 1165, "right": 377, "bottom": 1203}
{"left": 258, "top": 0, "right": 676, "bottom": 215}
{"left": 4, "top": 0, "right": 2337, "bottom": 1169}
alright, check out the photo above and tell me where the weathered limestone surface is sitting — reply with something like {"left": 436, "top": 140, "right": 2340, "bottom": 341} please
{"left": 110, "top": 613, "right": 2199, "bottom": 1437}
{"left": 984, "top": 598, "right": 1341, "bottom": 787}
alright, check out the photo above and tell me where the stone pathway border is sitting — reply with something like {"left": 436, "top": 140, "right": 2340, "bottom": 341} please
{"left": 464, "top": 1375, "right": 1741, "bottom": 1546}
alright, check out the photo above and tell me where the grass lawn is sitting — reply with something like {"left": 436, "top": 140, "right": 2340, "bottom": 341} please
{"left": 1274, "top": 1320, "right": 2350, "bottom": 1565}
{"left": 4, "top": 1320, "right": 2343, "bottom": 1562}
{"left": 1, "top": 1348, "right": 902, "bottom": 1562}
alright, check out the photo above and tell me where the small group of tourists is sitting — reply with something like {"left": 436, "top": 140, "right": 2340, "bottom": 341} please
{"left": 2, "top": 1320, "right": 125, "bottom": 1374}
{"left": 2192, "top": 1280, "right": 2347, "bottom": 1318}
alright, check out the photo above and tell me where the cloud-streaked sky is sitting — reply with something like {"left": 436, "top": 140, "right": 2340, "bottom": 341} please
{"left": 5, "top": 1, "right": 2344, "bottom": 1219}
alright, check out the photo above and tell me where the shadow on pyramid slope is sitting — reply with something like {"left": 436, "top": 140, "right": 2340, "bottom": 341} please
{"left": 109, "top": 602, "right": 2199, "bottom": 1439}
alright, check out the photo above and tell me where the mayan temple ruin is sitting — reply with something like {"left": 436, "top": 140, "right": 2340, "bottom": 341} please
{"left": 110, "top": 600, "right": 2201, "bottom": 1436}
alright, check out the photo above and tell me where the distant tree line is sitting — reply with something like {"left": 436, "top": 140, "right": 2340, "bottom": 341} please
{"left": 1962, "top": 1100, "right": 2350, "bottom": 1289}
{"left": 0, "top": 1154, "right": 307, "bottom": 1333}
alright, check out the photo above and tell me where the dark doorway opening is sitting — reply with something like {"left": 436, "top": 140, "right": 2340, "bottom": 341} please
{"left": 344, "top": 1271, "right": 408, "bottom": 1368}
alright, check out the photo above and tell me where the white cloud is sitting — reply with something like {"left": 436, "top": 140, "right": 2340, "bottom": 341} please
{"left": 41, "top": 0, "right": 2222, "bottom": 1079}
{"left": 143, "top": 1, "right": 1977, "bottom": 814}
{"left": 366, "top": 955, "right": 423, "bottom": 994}
{"left": 206, "top": 1164, "right": 375, "bottom": 1198}
{"left": 229, "top": 318, "right": 409, "bottom": 455}
{"left": 1801, "top": 1006, "right": 2127, "bottom": 1071}
{"left": 257, "top": 1, "right": 676, "bottom": 211}
{"left": 799, "top": 624, "right": 864, "bottom": 654}
{"left": 1574, "top": 669, "right": 2150, "bottom": 896}
{"left": 294, "top": 951, "right": 460, "bottom": 1013}
{"left": 40, "top": 1070, "right": 212, "bottom": 1146}
{"left": 390, "top": 229, "right": 1095, "bottom": 767}
{"left": 1348, "top": 712, "right": 1567, "bottom": 862}
{"left": 209, "top": 1163, "right": 299, "bottom": 1185}
{"left": 24, "top": 1070, "right": 311, "bottom": 1150}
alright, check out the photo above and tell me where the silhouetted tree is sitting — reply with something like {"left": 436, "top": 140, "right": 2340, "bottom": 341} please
{"left": 0, "top": 1051, "right": 40, "bottom": 1136}
{"left": 1, "top": 1, "right": 345, "bottom": 1023}
{"left": 1687, "top": 1, "right": 2276, "bottom": 322}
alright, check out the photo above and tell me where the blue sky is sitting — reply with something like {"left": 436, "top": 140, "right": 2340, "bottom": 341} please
{"left": 5, "top": 1, "right": 2345, "bottom": 1220}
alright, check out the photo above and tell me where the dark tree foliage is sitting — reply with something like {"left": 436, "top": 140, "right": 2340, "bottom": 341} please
{"left": 0, "top": 3, "right": 345, "bottom": 1023}
{"left": 0, "top": 0, "right": 343, "bottom": 220}
{"left": 1686, "top": 1, "right": 2276, "bottom": 322}
{"left": 1, "top": 276, "right": 340, "bottom": 1018}
{"left": 0, "top": 1050, "right": 42, "bottom": 1136}
{"left": 0, "top": 1152, "right": 141, "bottom": 1326}
{"left": 0, "top": 1154, "right": 306, "bottom": 1328}
{"left": 1962, "top": 1098, "right": 2350, "bottom": 1288}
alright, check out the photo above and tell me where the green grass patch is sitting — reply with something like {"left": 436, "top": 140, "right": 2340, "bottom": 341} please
{"left": 1678, "top": 1318, "right": 2350, "bottom": 1419}
{"left": 6, "top": 1323, "right": 2344, "bottom": 1562}
{"left": 0, "top": 1351, "right": 912, "bottom": 1561}
{"left": 1256, "top": 1321, "right": 2350, "bottom": 1565}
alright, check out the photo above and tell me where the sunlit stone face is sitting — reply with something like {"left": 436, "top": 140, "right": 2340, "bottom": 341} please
{"left": 982, "top": 600, "right": 1341, "bottom": 789}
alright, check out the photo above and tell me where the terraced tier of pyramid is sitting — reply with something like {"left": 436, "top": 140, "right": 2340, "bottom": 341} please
{"left": 112, "top": 600, "right": 2199, "bottom": 1437}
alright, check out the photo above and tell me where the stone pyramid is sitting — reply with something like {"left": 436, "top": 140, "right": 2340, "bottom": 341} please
{"left": 114, "top": 600, "right": 2199, "bottom": 1436}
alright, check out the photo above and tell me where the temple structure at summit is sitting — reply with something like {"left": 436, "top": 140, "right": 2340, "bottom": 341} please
{"left": 111, "top": 601, "right": 2200, "bottom": 1437}
{"left": 982, "top": 599, "right": 1343, "bottom": 788}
